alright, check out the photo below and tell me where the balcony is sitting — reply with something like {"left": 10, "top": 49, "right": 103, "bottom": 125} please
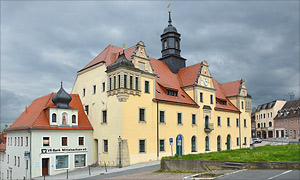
{"left": 204, "top": 123, "right": 214, "bottom": 132}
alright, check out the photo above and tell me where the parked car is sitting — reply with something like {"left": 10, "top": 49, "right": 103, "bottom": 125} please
{"left": 252, "top": 138, "right": 262, "bottom": 143}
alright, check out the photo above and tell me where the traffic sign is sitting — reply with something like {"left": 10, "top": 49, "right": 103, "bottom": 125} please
{"left": 177, "top": 135, "right": 182, "bottom": 141}
{"left": 169, "top": 138, "right": 173, "bottom": 145}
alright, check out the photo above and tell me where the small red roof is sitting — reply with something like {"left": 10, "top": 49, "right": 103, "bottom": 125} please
{"left": 6, "top": 94, "right": 93, "bottom": 131}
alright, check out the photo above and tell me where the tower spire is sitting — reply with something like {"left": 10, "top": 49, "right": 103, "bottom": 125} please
{"left": 168, "top": 10, "right": 172, "bottom": 26}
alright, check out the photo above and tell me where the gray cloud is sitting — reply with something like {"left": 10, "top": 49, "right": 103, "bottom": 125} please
{"left": 1, "top": 1, "right": 299, "bottom": 126}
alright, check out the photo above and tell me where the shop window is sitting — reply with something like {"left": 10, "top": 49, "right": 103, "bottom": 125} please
{"left": 43, "top": 137, "right": 50, "bottom": 146}
{"left": 75, "top": 154, "right": 86, "bottom": 167}
{"left": 56, "top": 155, "right": 68, "bottom": 169}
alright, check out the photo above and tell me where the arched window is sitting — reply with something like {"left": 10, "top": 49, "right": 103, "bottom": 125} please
{"left": 62, "top": 112, "right": 68, "bottom": 125}
{"left": 175, "top": 40, "right": 179, "bottom": 49}
{"left": 205, "top": 136, "right": 209, "bottom": 151}
{"left": 257, "top": 123, "right": 260, "bottom": 128}
{"left": 164, "top": 40, "right": 167, "bottom": 49}
{"left": 191, "top": 136, "right": 196, "bottom": 152}
{"left": 241, "top": 101, "right": 244, "bottom": 109}
{"left": 217, "top": 136, "right": 221, "bottom": 151}
{"left": 72, "top": 115, "right": 76, "bottom": 124}
{"left": 269, "top": 121, "right": 272, "bottom": 127}
{"left": 52, "top": 113, "right": 57, "bottom": 123}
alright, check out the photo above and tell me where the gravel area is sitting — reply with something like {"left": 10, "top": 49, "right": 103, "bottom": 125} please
{"left": 100, "top": 170, "right": 194, "bottom": 180}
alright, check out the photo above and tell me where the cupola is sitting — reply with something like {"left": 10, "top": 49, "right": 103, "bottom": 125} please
{"left": 159, "top": 10, "right": 186, "bottom": 74}
{"left": 52, "top": 82, "right": 72, "bottom": 109}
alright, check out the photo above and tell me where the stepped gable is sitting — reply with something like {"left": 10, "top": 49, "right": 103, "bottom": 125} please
{"left": 177, "top": 63, "right": 201, "bottom": 87}
{"left": 5, "top": 93, "right": 93, "bottom": 131}
{"left": 79, "top": 45, "right": 136, "bottom": 72}
{"left": 150, "top": 57, "right": 198, "bottom": 107}
{"left": 212, "top": 78, "right": 240, "bottom": 113}
{"left": 220, "top": 80, "right": 241, "bottom": 97}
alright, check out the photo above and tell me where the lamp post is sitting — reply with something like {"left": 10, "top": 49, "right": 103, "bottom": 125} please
{"left": 118, "top": 136, "right": 122, "bottom": 168}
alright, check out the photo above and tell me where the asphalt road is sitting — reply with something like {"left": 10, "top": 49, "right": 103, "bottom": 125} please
{"left": 217, "top": 169, "right": 300, "bottom": 180}
{"left": 83, "top": 164, "right": 160, "bottom": 179}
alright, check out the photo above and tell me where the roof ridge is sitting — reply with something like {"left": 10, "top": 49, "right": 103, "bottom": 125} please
{"left": 221, "top": 79, "right": 241, "bottom": 85}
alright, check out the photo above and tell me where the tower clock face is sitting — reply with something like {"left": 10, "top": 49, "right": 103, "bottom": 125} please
{"left": 204, "top": 78, "right": 208, "bottom": 86}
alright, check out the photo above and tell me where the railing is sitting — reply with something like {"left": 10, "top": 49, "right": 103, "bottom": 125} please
{"left": 204, "top": 123, "right": 214, "bottom": 132}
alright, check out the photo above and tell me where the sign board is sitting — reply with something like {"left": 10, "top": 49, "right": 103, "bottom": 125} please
{"left": 177, "top": 135, "right": 182, "bottom": 146}
{"left": 177, "top": 135, "right": 182, "bottom": 141}
{"left": 169, "top": 138, "right": 173, "bottom": 145}
{"left": 24, "top": 151, "right": 30, "bottom": 160}
{"left": 41, "top": 147, "right": 87, "bottom": 154}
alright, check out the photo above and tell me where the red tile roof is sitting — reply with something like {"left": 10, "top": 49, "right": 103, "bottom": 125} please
{"left": 150, "top": 58, "right": 198, "bottom": 107}
{"left": 221, "top": 80, "right": 241, "bottom": 97}
{"left": 80, "top": 45, "right": 136, "bottom": 72}
{"left": 177, "top": 63, "right": 201, "bottom": 87}
{"left": 5, "top": 94, "right": 93, "bottom": 131}
{"left": 213, "top": 78, "right": 240, "bottom": 113}
{"left": 79, "top": 44, "right": 242, "bottom": 110}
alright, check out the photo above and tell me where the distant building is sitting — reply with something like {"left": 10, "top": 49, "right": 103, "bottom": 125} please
{"left": 3, "top": 84, "right": 93, "bottom": 179}
{"left": 274, "top": 99, "right": 300, "bottom": 139}
{"left": 254, "top": 100, "right": 286, "bottom": 139}
{"left": 251, "top": 113, "right": 256, "bottom": 138}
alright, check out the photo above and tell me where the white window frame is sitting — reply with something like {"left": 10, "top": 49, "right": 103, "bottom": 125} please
{"left": 139, "top": 108, "right": 146, "bottom": 122}
{"left": 159, "top": 110, "right": 165, "bottom": 123}
{"left": 159, "top": 139, "right": 165, "bottom": 152}
{"left": 177, "top": 112, "right": 183, "bottom": 125}
{"left": 103, "top": 139, "right": 108, "bottom": 153}
{"left": 192, "top": 113, "right": 197, "bottom": 125}
{"left": 139, "top": 139, "right": 146, "bottom": 153}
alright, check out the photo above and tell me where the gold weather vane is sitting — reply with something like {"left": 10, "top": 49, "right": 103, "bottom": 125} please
{"left": 122, "top": 44, "right": 125, "bottom": 50}
{"left": 167, "top": 2, "right": 170, "bottom": 9}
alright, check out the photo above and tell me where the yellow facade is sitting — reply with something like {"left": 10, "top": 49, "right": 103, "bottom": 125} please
{"left": 72, "top": 41, "right": 252, "bottom": 166}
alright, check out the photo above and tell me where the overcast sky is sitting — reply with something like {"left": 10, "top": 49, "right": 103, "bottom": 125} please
{"left": 1, "top": 1, "right": 299, "bottom": 128}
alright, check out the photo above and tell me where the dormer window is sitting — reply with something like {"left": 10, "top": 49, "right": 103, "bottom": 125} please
{"left": 166, "top": 90, "right": 178, "bottom": 96}
{"left": 220, "top": 100, "right": 227, "bottom": 105}
{"left": 62, "top": 112, "right": 68, "bottom": 125}
{"left": 52, "top": 113, "right": 57, "bottom": 123}
{"left": 72, "top": 115, "right": 76, "bottom": 124}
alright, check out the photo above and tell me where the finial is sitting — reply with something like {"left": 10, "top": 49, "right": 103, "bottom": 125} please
{"left": 61, "top": 81, "right": 63, "bottom": 88}
{"left": 168, "top": 10, "right": 172, "bottom": 25}
{"left": 122, "top": 43, "right": 125, "bottom": 50}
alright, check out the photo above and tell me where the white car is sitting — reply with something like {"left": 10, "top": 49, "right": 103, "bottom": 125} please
{"left": 252, "top": 138, "right": 262, "bottom": 143}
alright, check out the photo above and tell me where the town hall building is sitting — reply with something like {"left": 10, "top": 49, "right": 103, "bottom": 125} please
{"left": 72, "top": 11, "right": 252, "bottom": 167}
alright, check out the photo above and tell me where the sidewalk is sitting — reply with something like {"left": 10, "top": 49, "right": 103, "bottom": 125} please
{"left": 33, "top": 160, "right": 160, "bottom": 180}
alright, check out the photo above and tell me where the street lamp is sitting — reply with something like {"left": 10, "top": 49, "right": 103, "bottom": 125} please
{"left": 118, "top": 136, "right": 122, "bottom": 168}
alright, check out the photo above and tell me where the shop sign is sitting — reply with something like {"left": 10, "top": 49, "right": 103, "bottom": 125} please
{"left": 41, "top": 147, "right": 87, "bottom": 154}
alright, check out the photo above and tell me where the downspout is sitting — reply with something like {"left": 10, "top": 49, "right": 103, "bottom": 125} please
{"left": 157, "top": 101, "right": 159, "bottom": 159}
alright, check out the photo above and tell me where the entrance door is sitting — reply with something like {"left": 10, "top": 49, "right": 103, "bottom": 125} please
{"left": 176, "top": 135, "right": 183, "bottom": 156}
{"left": 42, "top": 158, "right": 49, "bottom": 176}
{"left": 227, "top": 135, "right": 231, "bottom": 150}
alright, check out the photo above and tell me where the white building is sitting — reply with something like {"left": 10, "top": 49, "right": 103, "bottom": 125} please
{"left": 3, "top": 84, "right": 94, "bottom": 179}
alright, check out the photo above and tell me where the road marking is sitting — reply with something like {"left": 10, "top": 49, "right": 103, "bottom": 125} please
{"left": 268, "top": 170, "right": 292, "bottom": 179}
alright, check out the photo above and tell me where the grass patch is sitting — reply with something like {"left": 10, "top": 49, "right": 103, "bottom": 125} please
{"left": 163, "top": 144, "right": 300, "bottom": 162}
